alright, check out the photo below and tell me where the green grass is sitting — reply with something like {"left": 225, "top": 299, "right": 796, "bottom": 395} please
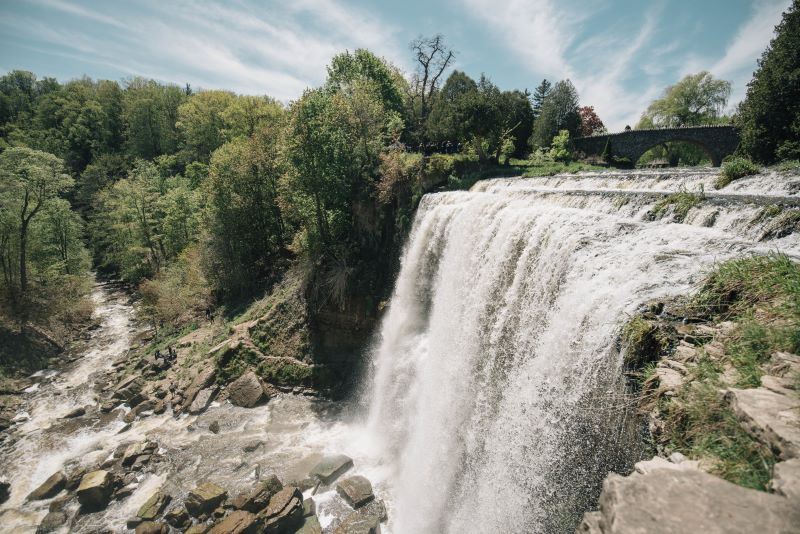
{"left": 651, "top": 189, "right": 705, "bottom": 222}
{"left": 715, "top": 157, "right": 760, "bottom": 189}
{"left": 773, "top": 159, "right": 800, "bottom": 173}
{"left": 520, "top": 161, "right": 605, "bottom": 177}
{"left": 621, "top": 316, "right": 670, "bottom": 369}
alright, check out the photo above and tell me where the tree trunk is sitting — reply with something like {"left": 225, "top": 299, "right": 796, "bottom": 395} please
{"left": 19, "top": 219, "right": 28, "bottom": 294}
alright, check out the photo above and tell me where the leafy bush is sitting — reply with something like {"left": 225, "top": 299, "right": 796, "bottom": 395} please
{"left": 715, "top": 157, "right": 759, "bottom": 189}
{"left": 549, "top": 129, "right": 571, "bottom": 162}
{"left": 774, "top": 159, "right": 800, "bottom": 173}
{"left": 650, "top": 188, "right": 705, "bottom": 222}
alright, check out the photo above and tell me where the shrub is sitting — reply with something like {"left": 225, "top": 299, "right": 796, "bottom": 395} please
{"left": 774, "top": 159, "right": 800, "bottom": 173}
{"left": 549, "top": 130, "right": 571, "bottom": 162}
{"left": 650, "top": 188, "right": 705, "bottom": 222}
{"left": 715, "top": 157, "right": 759, "bottom": 189}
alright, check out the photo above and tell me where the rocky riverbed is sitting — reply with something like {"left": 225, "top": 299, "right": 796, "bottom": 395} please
{"left": 0, "top": 284, "right": 390, "bottom": 533}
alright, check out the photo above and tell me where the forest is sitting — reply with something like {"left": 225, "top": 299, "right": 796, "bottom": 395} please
{"left": 0, "top": 6, "right": 798, "bottom": 369}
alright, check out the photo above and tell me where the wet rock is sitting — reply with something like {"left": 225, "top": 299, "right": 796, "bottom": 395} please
{"left": 725, "top": 387, "right": 800, "bottom": 459}
{"left": 117, "top": 422, "right": 132, "bottom": 434}
{"left": 242, "top": 440, "right": 262, "bottom": 453}
{"left": 0, "top": 480, "right": 10, "bottom": 505}
{"left": 209, "top": 420, "right": 220, "bottom": 434}
{"left": 76, "top": 470, "right": 114, "bottom": 510}
{"left": 310, "top": 454, "right": 353, "bottom": 485}
{"left": 65, "top": 466, "right": 87, "bottom": 491}
{"left": 580, "top": 465, "right": 800, "bottom": 533}
{"left": 336, "top": 476, "right": 374, "bottom": 509}
{"left": 333, "top": 499, "right": 387, "bottom": 534}
{"left": 182, "top": 367, "right": 216, "bottom": 410}
{"left": 228, "top": 371, "right": 268, "bottom": 408}
{"left": 99, "top": 400, "right": 117, "bottom": 413}
{"left": 261, "top": 486, "right": 303, "bottom": 533}
{"left": 124, "top": 401, "right": 153, "bottom": 423}
{"left": 185, "top": 525, "right": 209, "bottom": 534}
{"left": 164, "top": 506, "right": 191, "bottom": 529}
{"left": 296, "top": 515, "right": 322, "bottom": 534}
{"left": 131, "top": 454, "right": 152, "bottom": 471}
{"left": 185, "top": 482, "right": 228, "bottom": 517}
{"left": 153, "top": 400, "right": 167, "bottom": 415}
{"left": 188, "top": 386, "right": 218, "bottom": 415}
{"left": 36, "top": 510, "right": 68, "bottom": 533}
{"left": 63, "top": 406, "right": 86, "bottom": 418}
{"left": 209, "top": 510, "right": 259, "bottom": 533}
{"left": 239, "top": 474, "right": 283, "bottom": 513}
{"left": 771, "top": 458, "right": 800, "bottom": 501}
{"left": 137, "top": 490, "right": 172, "bottom": 520}
{"left": 111, "top": 375, "right": 144, "bottom": 403}
{"left": 0, "top": 416, "right": 11, "bottom": 431}
{"left": 27, "top": 471, "right": 67, "bottom": 501}
{"left": 134, "top": 521, "right": 169, "bottom": 534}
{"left": 122, "top": 442, "right": 145, "bottom": 467}
{"left": 302, "top": 497, "right": 315, "bottom": 517}
{"left": 576, "top": 511, "right": 603, "bottom": 534}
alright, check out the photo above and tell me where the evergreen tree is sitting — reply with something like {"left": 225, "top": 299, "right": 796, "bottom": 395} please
{"left": 531, "top": 79, "right": 551, "bottom": 121}
{"left": 737, "top": 0, "right": 800, "bottom": 163}
{"left": 529, "top": 79, "right": 579, "bottom": 148}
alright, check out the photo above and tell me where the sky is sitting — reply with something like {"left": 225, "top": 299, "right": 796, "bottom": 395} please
{"left": 0, "top": 0, "right": 792, "bottom": 131}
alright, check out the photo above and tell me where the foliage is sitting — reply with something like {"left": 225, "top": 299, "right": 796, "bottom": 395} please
{"left": 531, "top": 79, "right": 551, "bottom": 121}
{"left": 621, "top": 316, "right": 669, "bottom": 369}
{"left": 650, "top": 188, "right": 705, "bottom": 222}
{"left": 530, "top": 79, "right": 580, "bottom": 148}
{"left": 549, "top": 130, "right": 571, "bottom": 162}
{"left": 737, "top": 0, "right": 800, "bottom": 163}
{"left": 715, "top": 157, "right": 760, "bottom": 189}
{"left": 638, "top": 71, "right": 731, "bottom": 128}
{"left": 773, "top": 159, "right": 800, "bottom": 173}
{"left": 577, "top": 106, "right": 605, "bottom": 136}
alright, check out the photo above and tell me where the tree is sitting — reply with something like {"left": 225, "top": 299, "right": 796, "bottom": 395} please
{"left": 176, "top": 90, "right": 236, "bottom": 164}
{"left": 529, "top": 79, "right": 580, "bottom": 148}
{"left": 220, "top": 95, "right": 283, "bottom": 140}
{"left": 122, "top": 78, "right": 186, "bottom": 160}
{"left": 501, "top": 89, "right": 535, "bottom": 157}
{"left": 427, "top": 70, "right": 479, "bottom": 142}
{"left": 408, "top": 34, "right": 455, "bottom": 139}
{"left": 0, "top": 148, "right": 73, "bottom": 294}
{"left": 737, "top": 0, "right": 800, "bottom": 163}
{"left": 531, "top": 79, "right": 551, "bottom": 121}
{"left": 577, "top": 106, "right": 606, "bottom": 136}
{"left": 638, "top": 71, "right": 731, "bottom": 128}
{"left": 326, "top": 49, "right": 408, "bottom": 117}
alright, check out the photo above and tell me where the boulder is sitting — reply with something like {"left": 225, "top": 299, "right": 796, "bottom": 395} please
{"left": 296, "top": 515, "right": 323, "bottom": 534}
{"left": 309, "top": 454, "right": 353, "bottom": 485}
{"left": 332, "top": 499, "right": 387, "bottom": 534}
{"left": 122, "top": 442, "right": 145, "bottom": 467}
{"left": 242, "top": 441, "right": 263, "bottom": 453}
{"left": 76, "top": 470, "right": 114, "bottom": 510}
{"left": 36, "top": 510, "right": 68, "bottom": 534}
{"left": 209, "top": 510, "right": 259, "bottom": 534}
{"left": 185, "top": 482, "right": 227, "bottom": 517}
{"left": 27, "top": 471, "right": 67, "bottom": 501}
{"left": 209, "top": 420, "right": 220, "bottom": 434}
{"left": 336, "top": 476, "right": 374, "bottom": 509}
{"left": 185, "top": 525, "right": 209, "bottom": 534}
{"left": 261, "top": 486, "right": 303, "bottom": 532}
{"left": 0, "top": 480, "right": 10, "bottom": 505}
{"left": 65, "top": 466, "right": 87, "bottom": 491}
{"left": 182, "top": 367, "right": 216, "bottom": 409}
{"left": 725, "top": 387, "right": 800, "bottom": 459}
{"left": 63, "top": 406, "right": 86, "bottom": 419}
{"left": 152, "top": 399, "right": 167, "bottom": 415}
{"left": 111, "top": 375, "right": 144, "bottom": 402}
{"left": 581, "top": 465, "right": 800, "bottom": 533}
{"left": 135, "top": 522, "right": 169, "bottom": 534}
{"left": 164, "top": 506, "right": 191, "bottom": 529}
{"left": 238, "top": 474, "right": 283, "bottom": 513}
{"left": 302, "top": 497, "right": 315, "bottom": 517}
{"left": 771, "top": 458, "right": 800, "bottom": 502}
{"left": 575, "top": 511, "right": 602, "bottom": 534}
{"left": 228, "top": 371, "right": 268, "bottom": 408}
{"left": 189, "top": 387, "right": 218, "bottom": 415}
{"left": 137, "top": 490, "right": 172, "bottom": 520}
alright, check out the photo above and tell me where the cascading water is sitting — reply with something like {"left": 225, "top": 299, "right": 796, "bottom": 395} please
{"left": 362, "top": 169, "right": 800, "bottom": 533}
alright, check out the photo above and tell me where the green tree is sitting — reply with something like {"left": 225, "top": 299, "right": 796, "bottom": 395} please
{"left": 220, "top": 95, "right": 283, "bottom": 140}
{"left": 530, "top": 79, "right": 580, "bottom": 148}
{"left": 326, "top": 49, "right": 408, "bottom": 117}
{"left": 177, "top": 90, "right": 237, "bottom": 164}
{"left": 639, "top": 71, "right": 731, "bottom": 128}
{"left": 737, "top": 0, "right": 800, "bottom": 163}
{"left": 531, "top": 79, "right": 551, "bottom": 121}
{"left": 427, "top": 70, "right": 479, "bottom": 142}
{"left": 122, "top": 78, "right": 185, "bottom": 160}
{"left": 0, "top": 147, "right": 74, "bottom": 294}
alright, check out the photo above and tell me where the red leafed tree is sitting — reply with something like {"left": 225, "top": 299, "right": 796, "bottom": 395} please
{"left": 578, "top": 106, "right": 605, "bottom": 136}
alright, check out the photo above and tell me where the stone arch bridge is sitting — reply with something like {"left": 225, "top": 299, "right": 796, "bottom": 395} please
{"left": 572, "top": 125, "right": 740, "bottom": 167}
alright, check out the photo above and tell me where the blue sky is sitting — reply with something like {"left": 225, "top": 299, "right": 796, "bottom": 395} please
{"left": 0, "top": 0, "right": 791, "bottom": 130}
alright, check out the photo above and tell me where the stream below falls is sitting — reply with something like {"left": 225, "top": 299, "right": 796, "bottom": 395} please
{"left": 1, "top": 168, "right": 800, "bottom": 533}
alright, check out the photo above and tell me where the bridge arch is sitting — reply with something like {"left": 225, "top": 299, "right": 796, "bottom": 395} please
{"left": 633, "top": 137, "right": 720, "bottom": 167}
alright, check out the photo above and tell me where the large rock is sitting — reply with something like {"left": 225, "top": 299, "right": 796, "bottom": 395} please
{"left": 296, "top": 515, "right": 323, "bottom": 534}
{"left": 725, "top": 387, "right": 800, "bottom": 459}
{"left": 135, "top": 522, "right": 169, "bottom": 534}
{"left": 336, "top": 476, "right": 374, "bottom": 509}
{"left": 137, "top": 490, "right": 172, "bottom": 520}
{"left": 209, "top": 510, "right": 259, "bottom": 534}
{"left": 76, "top": 470, "right": 114, "bottom": 510}
{"left": 771, "top": 458, "right": 800, "bottom": 502}
{"left": 261, "top": 486, "right": 303, "bottom": 533}
{"left": 238, "top": 474, "right": 283, "bottom": 513}
{"left": 185, "top": 482, "right": 227, "bottom": 517}
{"left": 27, "top": 471, "right": 67, "bottom": 501}
{"left": 228, "top": 371, "right": 269, "bottom": 408}
{"left": 577, "top": 464, "right": 800, "bottom": 533}
{"left": 182, "top": 367, "right": 216, "bottom": 409}
{"left": 189, "top": 386, "right": 218, "bottom": 415}
{"left": 333, "top": 499, "right": 387, "bottom": 534}
{"left": 0, "top": 480, "right": 9, "bottom": 505}
{"left": 112, "top": 375, "right": 145, "bottom": 402}
{"left": 164, "top": 506, "right": 191, "bottom": 529}
{"left": 36, "top": 510, "right": 68, "bottom": 533}
{"left": 310, "top": 454, "right": 353, "bottom": 485}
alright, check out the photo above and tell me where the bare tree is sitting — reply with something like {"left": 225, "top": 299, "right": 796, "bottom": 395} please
{"left": 409, "top": 34, "right": 455, "bottom": 136}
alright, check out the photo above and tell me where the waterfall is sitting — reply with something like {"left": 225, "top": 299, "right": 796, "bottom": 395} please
{"left": 362, "top": 170, "right": 800, "bottom": 533}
